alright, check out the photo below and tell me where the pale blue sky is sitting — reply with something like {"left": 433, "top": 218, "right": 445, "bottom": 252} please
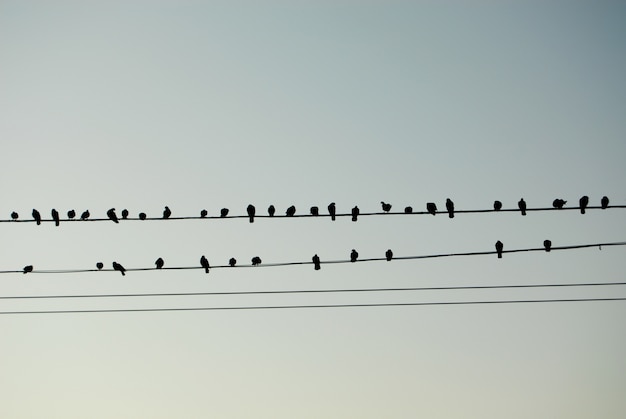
{"left": 1, "top": 1, "right": 625, "bottom": 418}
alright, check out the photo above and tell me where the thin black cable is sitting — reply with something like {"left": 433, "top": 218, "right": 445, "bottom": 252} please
{"left": 1, "top": 297, "right": 625, "bottom": 315}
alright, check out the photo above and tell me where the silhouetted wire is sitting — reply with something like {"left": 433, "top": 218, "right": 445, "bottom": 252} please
{"left": 1, "top": 297, "right": 625, "bottom": 315}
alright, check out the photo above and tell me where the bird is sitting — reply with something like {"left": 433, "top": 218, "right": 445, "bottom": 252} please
{"left": 385, "top": 249, "right": 393, "bottom": 261}
{"left": 229, "top": 257, "right": 237, "bottom": 267}
{"left": 446, "top": 198, "right": 455, "bottom": 218}
{"left": 139, "top": 212, "right": 147, "bottom": 220}
{"left": 381, "top": 201, "right": 392, "bottom": 213}
{"left": 286, "top": 205, "right": 296, "bottom": 216}
{"left": 351, "top": 206, "right": 359, "bottom": 222}
{"left": 544, "top": 240, "right": 552, "bottom": 252}
{"left": 404, "top": 206, "right": 413, "bottom": 214}
{"left": 251, "top": 256, "right": 262, "bottom": 266}
{"left": 32, "top": 209, "right": 41, "bottom": 225}
{"left": 163, "top": 206, "right": 171, "bottom": 219}
{"left": 200, "top": 209, "right": 208, "bottom": 218}
{"left": 247, "top": 204, "right": 255, "bottom": 223}
{"left": 310, "top": 206, "right": 319, "bottom": 216}
{"left": 268, "top": 205, "right": 276, "bottom": 217}
{"left": 220, "top": 208, "right": 229, "bottom": 217}
{"left": 493, "top": 200, "right": 502, "bottom": 211}
{"left": 495, "top": 240, "right": 503, "bottom": 259}
{"left": 200, "top": 256, "right": 210, "bottom": 273}
{"left": 81, "top": 210, "right": 90, "bottom": 220}
{"left": 155, "top": 257, "right": 164, "bottom": 269}
{"left": 96, "top": 262, "right": 104, "bottom": 270}
{"left": 350, "top": 249, "right": 359, "bottom": 262}
{"left": 51, "top": 209, "right": 60, "bottom": 226}
{"left": 67, "top": 209, "right": 75, "bottom": 219}
{"left": 518, "top": 198, "right": 527, "bottom": 216}
{"left": 121, "top": 209, "right": 129, "bottom": 219}
{"left": 112, "top": 261, "right": 126, "bottom": 276}
{"left": 11, "top": 211, "right": 18, "bottom": 220}
{"left": 312, "top": 254, "right": 321, "bottom": 270}
{"left": 107, "top": 208, "right": 119, "bottom": 223}
{"left": 23, "top": 265, "right": 33, "bottom": 274}
{"left": 328, "top": 202, "right": 336, "bottom": 221}
{"left": 552, "top": 199, "right": 566, "bottom": 209}
{"left": 426, "top": 202, "right": 437, "bottom": 216}
{"left": 579, "top": 196, "right": 589, "bottom": 214}
{"left": 601, "top": 196, "right": 609, "bottom": 209}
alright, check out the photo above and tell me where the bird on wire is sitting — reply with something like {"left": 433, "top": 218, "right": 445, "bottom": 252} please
{"left": 32, "top": 209, "right": 41, "bottom": 225}
{"left": 601, "top": 196, "right": 609, "bottom": 209}
{"left": 426, "top": 202, "right": 437, "bottom": 216}
{"left": 229, "top": 258, "right": 237, "bottom": 267}
{"left": 385, "top": 249, "right": 393, "bottom": 261}
{"left": 553, "top": 199, "right": 566, "bottom": 209}
{"left": 11, "top": 212, "right": 18, "bottom": 220}
{"left": 286, "top": 205, "right": 296, "bottom": 217}
{"left": 51, "top": 209, "right": 60, "bottom": 226}
{"left": 381, "top": 202, "right": 392, "bottom": 213}
{"left": 268, "top": 205, "right": 276, "bottom": 217}
{"left": 328, "top": 202, "right": 336, "bottom": 221}
{"left": 81, "top": 210, "right": 90, "bottom": 220}
{"left": 544, "top": 240, "right": 552, "bottom": 252}
{"left": 220, "top": 208, "right": 229, "bottom": 218}
{"left": 96, "top": 262, "right": 104, "bottom": 270}
{"left": 163, "top": 206, "right": 171, "bottom": 219}
{"left": 67, "top": 210, "right": 75, "bottom": 219}
{"left": 350, "top": 249, "right": 359, "bottom": 262}
{"left": 200, "top": 256, "right": 210, "bottom": 273}
{"left": 139, "top": 212, "right": 147, "bottom": 220}
{"left": 446, "top": 198, "right": 455, "bottom": 218}
{"left": 121, "top": 209, "right": 129, "bottom": 219}
{"left": 493, "top": 200, "right": 502, "bottom": 211}
{"left": 107, "top": 208, "right": 119, "bottom": 223}
{"left": 579, "top": 196, "right": 589, "bottom": 214}
{"left": 351, "top": 206, "right": 359, "bottom": 222}
{"left": 310, "top": 206, "right": 319, "bottom": 216}
{"left": 404, "top": 206, "right": 413, "bottom": 214}
{"left": 312, "top": 254, "right": 321, "bottom": 270}
{"left": 518, "top": 198, "right": 527, "bottom": 216}
{"left": 112, "top": 261, "right": 126, "bottom": 276}
{"left": 252, "top": 256, "right": 262, "bottom": 266}
{"left": 495, "top": 240, "right": 504, "bottom": 259}
{"left": 247, "top": 204, "right": 256, "bottom": 223}
{"left": 200, "top": 209, "right": 208, "bottom": 218}
{"left": 23, "top": 265, "right": 33, "bottom": 274}
{"left": 155, "top": 258, "right": 164, "bottom": 269}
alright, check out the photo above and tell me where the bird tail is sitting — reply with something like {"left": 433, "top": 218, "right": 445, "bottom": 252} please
{"left": 249, "top": 216, "right": 254, "bottom": 223}
{"left": 580, "top": 208, "right": 585, "bottom": 214}
{"left": 449, "top": 213, "right": 454, "bottom": 219}
{"left": 497, "top": 253, "right": 502, "bottom": 259}
{"left": 205, "top": 268, "right": 209, "bottom": 274}
{"left": 121, "top": 271, "right": 126, "bottom": 276}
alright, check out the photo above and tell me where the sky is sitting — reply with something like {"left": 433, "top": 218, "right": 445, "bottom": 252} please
{"left": 1, "top": 1, "right": 626, "bottom": 417}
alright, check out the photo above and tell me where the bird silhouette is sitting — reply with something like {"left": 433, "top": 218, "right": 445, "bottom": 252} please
{"left": 268, "top": 205, "right": 276, "bottom": 217}
{"left": 107, "top": 208, "right": 119, "bottom": 223}
{"left": 544, "top": 240, "right": 552, "bottom": 252}
{"left": 81, "top": 210, "right": 90, "bottom": 220}
{"left": 495, "top": 240, "right": 503, "bottom": 259}
{"left": 200, "top": 209, "right": 208, "bottom": 218}
{"left": 163, "top": 206, "right": 171, "bottom": 219}
{"left": 426, "top": 202, "right": 437, "bottom": 215}
{"left": 251, "top": 256, "right": 262, "bottom": 266}
{"left": 351, "top": 206, "right": 359, "bottom": 222}
{"left": 200, "top": 256, "right": 210, "bottom": 273}
{"left": 579, "top": 196, "right": 589, "bottom": 214}
{"left": 220, "top": 208, "right": 229, "bottom": 217}
{"left": 385, "top": 249, "right": 393, "bottom": 261}
{"left": 493, "top": 200, "right": 502, "bottom": 211}
{"left": 155, "top": 258, "right": 164, "bottom": 269}
{"left": 11, "top": 211, "right": 18, "bottom": 220}
{"left": 328, "top": 202, "right": 336, "bottom": 221}
{"left": 312, "top": 254, "right": 321, "bottom": 270}
{"left": 446, "top": 198, "right": 455, "bottom": 218}
{"left": 96, "top": 262, "right": 104, "bottom": 270}
{"left": 381, "top": 202, "right": 392, "bottom": 213}
{"left": 310, "top": 206, "right": 319, "bottom": 216}
{"left": 121, "top": 209, "right": 129, "bottom": 219}
{"left": 112, "top": 261, "right": 126, "bottom": 276}
{"left": 229, "top": 257, "right": 237, "bottom": 267}
{"left": 51, "top": 209, "right": 60, "bottom": 226}
{"left": 286, "top": 205, "right": 296, "bottom": 216}
{"left": 518, "top": 198, "right": 527, "bottom": 216}
{"left": 350, "top": 249, "right": 359, "bottom": 262}
{"left": 139, "top": 212, "right": 147, "bottom": 220}
{"left": 552, "top": 199, "right": 566, "bottom": 209}
{"left": 404, "top": 206, "right": 413, "bottom": 214}
{"left": 601, "top": 196, "right": 609, "bottom": 209}
{"left": 23, "top": 265, "right": 33, "bottom": 274}
{"left": 67, "top": 209, "right": 75, "bottom": 219}
{"left": 32, "top": 209, "right": 41, "bottom": 225}
{"left": 247, "top": 204, "right": 256, "bottom": 223}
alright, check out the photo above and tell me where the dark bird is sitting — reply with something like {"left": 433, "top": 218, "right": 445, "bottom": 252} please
{"left": 328, "top": 202, "right": 336, "bottom": 221}
{"left": 23, "top": 265, "right": 33, "bottom": 274}
{"left": 200, "top": 255, "right": 210, "bottom": 273}
{"left": 139, "top": 212, "right": 147, "bottom": 220}
{"left": 200, "top": 209, "right": 208, "bottom": 218}
{"left": 544, "top": 240, "right": 552, "bottom": 252}
{"left": 251, "top": 256, "right": 262, "bottom": 266}
{"left": 385, "top": 249, "right": 393, "bottom": 261}
{"left": 601, "top": 196, "right": 609, "bottom": 209}
{"left": 96, "top": 262, "right": 104, "bottom": 270}
{"left": 495, "top": 240, "right": 503, "bottom": 259}
{"left": 381, "top": 201, "right": 392, "bottom": 213}
{"left": 518, "top": 198, "right": 527, "bottom": 216}
{"left": 351, "top": 206, "right": 359, "bottom": 222}
{"left": 286, "top": 205, "right": 296, "bottom": 217}
{"left": 579, "top": 196, "right": 589, "bottom": 214}
{"left": 247, "top": 204, "right": 256, "bottom": 223}
{"left": 51, "top": 209, "right": 60, "bottom": 226}
{"left": 112, "top": 261, "right": 126, "bottom": 276}
{"left": 11, "top": 211, "right": 18, "bottom": 220}
{"left": 312, "top": 254, "right": 321, "bottom": 270}
{"left": 493, "top": 200, "right": 502, "bottom": 211}
{"left": 268, "top": 205, "right": 276, "bottom": 217}
{"left": 552, "top": 199, "right": 566, "bottom": 209}
{"left": 445, "top": 198, "right": 455, "bottom": 218}
{"left": 350, "top": 249, "right": 359, "bottom": 262}
{"left": 155, "top": 257, "right": 164, "bottom": 269}
{"left": 220, "top": 208, "right": 229, "bottom": 217}
{"left": 81, "top": 210, "right": 90, "bottom": 220}
{"left": 229, "top": 257, "right": 237, "bottom": 267}
{"left": 121, "top": 209, "right": 129, "bottom": 219}
{"left": 310, "top": 206, "right": 319, "bottom": 216}
{"left": 163, "top": 206, "right": 171, "bottom": 219}
{"left": 426, "top": 202, "right": 437, "bottom": 216}
{"left": 404, "top": 206, "right": 413, "bottom": 214}
{"left": 32, "top": 209, "right": 41, "bottom": 225}
{"left": 67, "top": 209, "right": 75, "bottom": 219}
{"left": 107, "top": 208, "right": 119, "bottom": 223}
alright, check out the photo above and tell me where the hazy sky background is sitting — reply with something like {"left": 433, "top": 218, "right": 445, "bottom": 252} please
{"left": 1, "top": 1, "right": 625, "bottom": 418}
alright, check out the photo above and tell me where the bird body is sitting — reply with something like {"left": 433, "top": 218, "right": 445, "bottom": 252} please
{"left": 11, "top": 211, "right": 18, "bottom": 220}
{"left": 121, "top": 209, "right": 129, "bottom": 219}
{"left": 112, "top": 261, "right": 126, "bottom": 276}
{"left": 312, "top": 254, "right": 321, "bottom": 270}
{"left": 286, "top": 206, "right": 296, "bottom": 216}
{"left": 32, "top": 209, "right": 41, "bottom": 225}
{"left": 67, "top": 209, "right": 76, "bottom": 219}
{"left": 268, "top": 205, "right": 276, "bottom": 217}
{"left": 579, "top": 196, "right": 589, "bottom": 214}
{"left": 229, "top": 258, "right": 237, "bottom": 267}
{"left": 493, "top": 200, "right": 502, "bottom": 211}
{"left": 81, "top": 210, "right": 90, "bottom": 220}
{"left": 328, "top": 202, "right": 336, "bottom": 221}
{"left": 251, "top": 256, "right": 262, "bottom": 266}
{"left": 351, "top": 206, "right": 359, "bottom": 222}
{"left": 155, "top": 258, "right": 164, "bottom": 269}
{"left": 381, "top": 201, "right": 392, "bottom": 213}
{"left": 446, "top": 198, "right": 455, "bottom": 218}
{"left": 220, "top": 208, "right": 229, "bottom": 217}
{"left": 96, "top": 262, "right": 104, "bottom": 270}
{"left": 404, "top": 206, "right": 413, "bottom": 214}
{"left": 107, "top": 208, "right": 119, "bottom": 223}
{"left": 601, "top": 196, "right": 609, "bottom": 209}
{"left": 247, "top": 204, "right": 256, "bottom": 223}
{"left": 385, "top": 249, "right": 393, "bottom": 261}
{"left": 139, "top": 212, "right": 147, "bottom": 220}
{"left": 426, "top": 202, "right": 437, "bottom": 215}
{"left": 544, "top": 240, "right": 552, "bottom": 252}
{"left": 200, "top": 256, "right": 210, "bottom": 273}
{"left": 23, "top": 265, "right": 33, "bottom": 274}
{"left": 518, "top": 198, "right": 527, "bottom": 216}
{"left": 495, "top": 241, "right": 503, "bottom": 259}
{"left": 310, "top": 206, "right": 319, "bottom": 216}
{"left": 200, "top": 209, "right": 208, "bottom": 218}
{"left": 51, "top": 209, "right": 60, "bottom": 226}
{"left": 163, "top": 206, "right": 171, "bottom": 219}
{"left": 350, "top": 249, "right": 359, "bottom": 262}
{"left": 552, "top": 199, "right": 566, "bottom": 209}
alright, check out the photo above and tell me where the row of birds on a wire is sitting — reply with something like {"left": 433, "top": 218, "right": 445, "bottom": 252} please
{"left": 4, "top": 196, "right": 612, "bottom": 225}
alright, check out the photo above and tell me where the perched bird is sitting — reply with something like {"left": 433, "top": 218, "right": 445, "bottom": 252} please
{"left": 163, "top": 206, "right": 171, "bottom": 219}
{"left": 493, "top": 200, "right": 502, "bottom": 211}
{"left": 426, "top": 202, "right": 437, "bottom": 216}
{"left": 229, "top": 257, "right": 237, "bottom": 267}
{"left": 220, "top": 208, "right": 229, "bottom": 217}
{"left": 121, "top": 209, "right": 129, "bottom": 219}
{"left": 310, "top": 206, "right": 319, "bottom": 216}
{"left": 139, "top": 212, "right": 147, "bottom": 220}
{"left": 32, "top": 209, "right": 41, "bottom": 225}
{"left": 328, "top": 202, "right": 336, "bottom": 221}
{"left": 381, "top": 202, "right": 392, "bottom": 213}
{"left": 446, "top": 198, "right": 455, "bottom": 218}
{"left": 286, "top": 205, "right": 296, "bottom": 217}
{"left": 112, "top": 261, "right": 126, "bottom": 276}
{"left": 155, "top": 257, "right": 164, "bottom": 269}
{"left": 552, "top": 199, "right": 566, "bottom": 209}
{"left": 247, "top": 204, "right": 256, "bottom": 223}
{"left": 544, "top": 240, "right": 552, "bottom": 252}
{"left": 251, "top": 256, "right": 262, "bottom": 266}
{"left": 81, "top": 210, "right": 90, "bottom": 220}
{"left": 404, "top": 206, "right": 413, "bottom": 214}
{"left": 495, "top": 240, "right": 503, "bottom": 259}
{"left": 351, "top": 206, "right": 359, "bottom": 222}
{"left": 518, "top": 198, "right": 527, "bottom": 216}
{"left": 107, "top": 208, "right": 119, "bottom": 223}
{"left": 67, "top": 209, "right": 76, "bottom": 219}
{"left": 200, "top": 256, "right": 210, "bottom": 273}
{"left": 385, "top": 249, "right": 393, "bottom": 261}
{"left": 200, "top": 209, "right": 208, "bottom": 218}
{"left": 601, "top": 196, "right": 609, "bottom": 209}
{"left": 350, "top": 249, "right": 359, "bottom": 262}
{"left": 11, "top": 211, "right": 18, "bottom": 220}
{"left": 268, "top": 205, "right": 276, "bottom": 217}
{"left": 96, "top": 262, "right": 104, "bottom": 270}
{"left": 579, "top": 196, "right": 589, "bottom": 214}
{"left": 51, "top": 209, "right": 60, "bottom": 226}
{"left": 312, "top": 254, "right": 321, "bottom": 270}
{"left": 23, "top": 265, "right": 33, "bottom": 274}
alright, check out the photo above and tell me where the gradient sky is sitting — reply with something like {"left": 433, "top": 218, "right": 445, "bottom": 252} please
{"left": 1, "top": 1, "right": 626, "bottom": 418}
